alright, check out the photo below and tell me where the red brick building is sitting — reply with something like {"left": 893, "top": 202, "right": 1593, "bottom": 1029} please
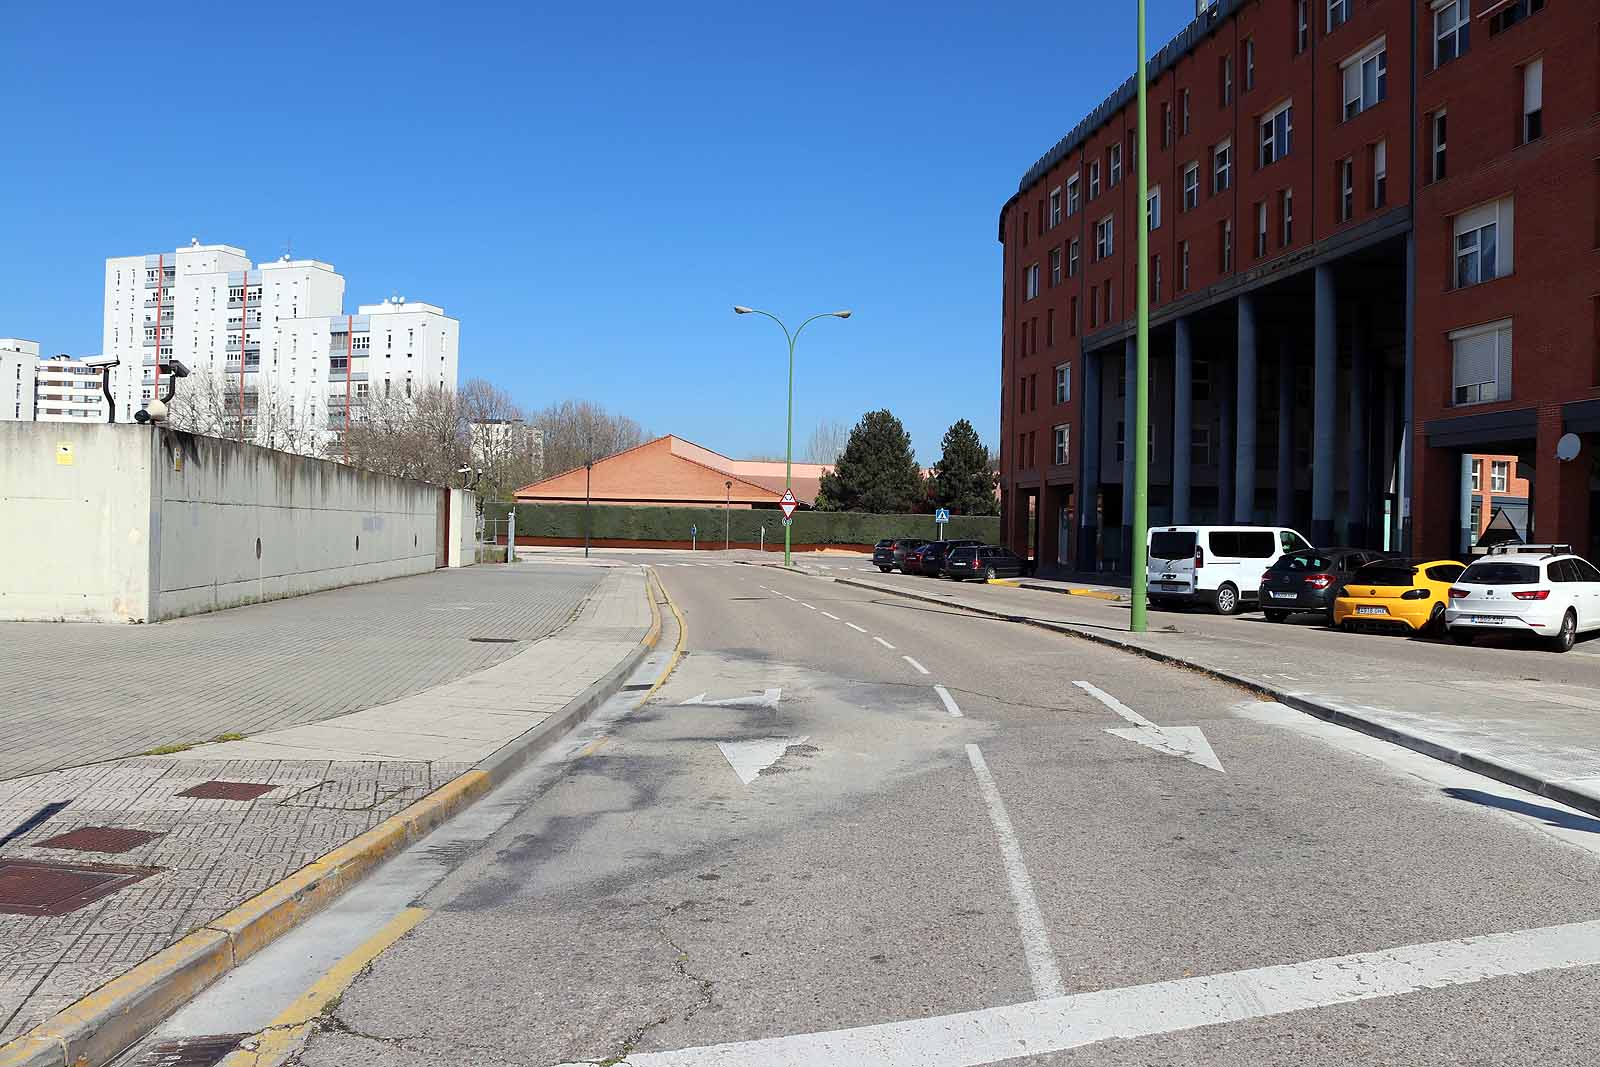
{"left": 999, "top": 0, "right": 1597, "bottom": 573}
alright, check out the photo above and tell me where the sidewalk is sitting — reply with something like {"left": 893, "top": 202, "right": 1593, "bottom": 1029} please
{"left": 772, "top": 562, "right": 1600, "bottom": 820}
{"left": 0, "top": 564, "right": 656, "bottom": 1055}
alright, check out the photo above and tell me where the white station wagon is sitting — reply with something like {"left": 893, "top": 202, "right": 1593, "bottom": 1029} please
{"left": 1445, "top": 544, "right": 1600, "bottom": 653}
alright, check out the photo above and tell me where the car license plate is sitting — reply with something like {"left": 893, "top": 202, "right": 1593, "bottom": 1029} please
{"left": 1269, "top": 591, "right": 1297, "bottom": 600}
{"left": 1356, "top": 606, "right": 1387, "bottom": 616}
{"left": 1471, "top": 615, "right": 1503, "bottom": 624}
{"left": 1160, "top": 582, "right": 1185, "bottom": 591}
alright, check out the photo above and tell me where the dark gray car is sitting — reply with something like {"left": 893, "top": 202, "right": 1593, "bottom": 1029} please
{"left": 945, "top": 544, "right": 1025, "bottom": 581}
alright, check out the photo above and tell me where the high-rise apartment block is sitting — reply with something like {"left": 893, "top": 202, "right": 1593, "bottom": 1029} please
{"left": 1, "top": 340, "right": 39, "bottom": 422}
{"left": 1, "top": 339, "right": 109, "bottom": 423}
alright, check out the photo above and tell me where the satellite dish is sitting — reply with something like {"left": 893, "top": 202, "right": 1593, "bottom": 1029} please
{"left": 1556, "top": 433, "right": 1581, "bottom": 462}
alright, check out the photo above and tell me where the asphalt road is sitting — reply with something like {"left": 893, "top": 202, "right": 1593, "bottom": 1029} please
{"left": 277, "top": 555, "right": 1600, "bottom": 1066}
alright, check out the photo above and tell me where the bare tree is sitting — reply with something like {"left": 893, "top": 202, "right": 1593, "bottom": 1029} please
{"left": 805, "top": 418, "right": 848, "bottom": 465}
{"left": 458, "top": 378, "right": 541, "bottom": 500}
{"left": 343, "top": 385, "right": 471, "bottom": 485}
{"left": 533, "top": 400, "right": 645, "bottom": 477}
{"left": 164, "top": 367, "right": 323, "bottom": 456}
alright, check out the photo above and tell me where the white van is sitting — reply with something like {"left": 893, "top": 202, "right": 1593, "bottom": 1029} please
{"left": 1147, "top": 526, "right": 1313, "bottom": 614}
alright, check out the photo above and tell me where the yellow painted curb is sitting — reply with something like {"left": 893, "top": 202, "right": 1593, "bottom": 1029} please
{"left": 985, "top": 578, "right": 1022, "bottom": 587}
{"left": 638, "top": 569, "right": 687, "bottom": 704}
{"left": 1066, "top": 588, "right": 1124, "bottom": 601}
{"left": 0, "top": 1037, "right": 63, "bottom": 1067}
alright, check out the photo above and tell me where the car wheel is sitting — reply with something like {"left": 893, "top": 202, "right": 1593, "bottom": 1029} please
{"left": 1450, "top": 628, "right": 1476, "bottom": 646}
{"left": 984, "top": 566, "right": 997, "bottom": 580}
{"left": 1550, "top": 610, "right": 1577, "bottom": 654}
{"left": 879, "top": 566, "right": 891, "bottom": 572}
{"left": 1340, "top": 619, "right": 1356, "bottom": 633}
{"left": 1418, "top": 603, "right": 1446, "bottom": 638}
{"left": 1265, "top": 610, "right": 1288, "bottom": 624}
{"left": 1214, "top": 583, "right": 1240, "bottom": 616}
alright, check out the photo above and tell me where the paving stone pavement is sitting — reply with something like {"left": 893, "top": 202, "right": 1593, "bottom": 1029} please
{"left": 0, "top": 562, "right": 603, "bottom": 780}
{"left": 0, "top": 561, "right": 652, "bottom": 1046}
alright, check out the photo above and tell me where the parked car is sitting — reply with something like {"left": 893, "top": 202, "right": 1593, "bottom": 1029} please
{"left": 1146, "top": 525, "right": 1314, "bottom": 615}
{"left": 1259, "top": 548, "right": 1395, "bottom": 623}
{"left": 901, "top": 542, "right": 933, "bottom": 574}
{"left": 889, "top": 538, "right": 929, "bottom": 573}
{"left": 1333, "top": 558, "right": 1465, "bottom": 635}
{"left": 872, "top": 539, "right": 897, "bottom": 571}
{"left": 945, "top": 544, "right": 1026, "bottom": 581}
{"left": 1446, "top": 544, "right": 1600, "bottom": 653}
{"left": 914, "top": 539, "right": 984, "bottom": 577}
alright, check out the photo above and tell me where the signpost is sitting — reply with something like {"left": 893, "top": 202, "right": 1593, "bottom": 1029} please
{"left": 691, "top": 524, "right": 698, "bottom": 552}
{"left": 779, "top": 489, "right": 798, "bottom": 540}
{"left": 934, "top": 507, "right": 950, "bottom": 539}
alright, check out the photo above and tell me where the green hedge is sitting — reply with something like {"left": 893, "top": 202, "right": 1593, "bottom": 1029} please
{"left": 487, "top": 503, "right": 1000, "bottom": 546}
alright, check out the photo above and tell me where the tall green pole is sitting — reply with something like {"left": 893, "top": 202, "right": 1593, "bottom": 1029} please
{"left": 1130, "top": 0, "right": 1151, "bottom": 633}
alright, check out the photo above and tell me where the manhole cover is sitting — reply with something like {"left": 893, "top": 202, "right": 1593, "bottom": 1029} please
{"left": 176, "top": 781, "right": 279, "bottom": 801}
{"left": 130, "top": 1034, "right": 249, "bottom": 1066}
{"left": 468, "top": 637, "right": 519, "bottom": 644}
{"left": 0, "top": 858, "right": 162, "bottom": 916}
{"left": 36, "top": 826, "right": 165, "bottom": 854}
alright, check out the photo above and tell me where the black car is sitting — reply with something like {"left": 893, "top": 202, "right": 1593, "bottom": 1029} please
{"left": 1259, "top": 548, "right": 1393, "bottom": 622}
{"left": 945, "top": 544, "right": 1026, "bottom": 581}
{"left": 872, "top": 539, "right": 897, "bottom": 571}
{"left": 889, "top": 538, "right": 929, "bottom": 572}
{"left": 914, "top": 539, "right": 984, "bottom": 577}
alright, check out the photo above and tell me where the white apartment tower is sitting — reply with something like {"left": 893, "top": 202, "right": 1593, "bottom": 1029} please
{"left": 1, "top": 339, "right": 40, "bottom": 422}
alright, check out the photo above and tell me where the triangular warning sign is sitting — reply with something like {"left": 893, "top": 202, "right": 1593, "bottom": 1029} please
{"left": 1476, "top": 507, "right": 1523, "bottom": 548}
{"left": 780, "top": 488, "right": 798, "bottom": 520}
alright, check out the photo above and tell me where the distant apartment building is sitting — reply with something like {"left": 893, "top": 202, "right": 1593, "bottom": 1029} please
{"left": 0, "top": 339, "right": 39, "bottom": 422}
{"left": 470, "top": 419, "right": 544, "bottom": 471}
{"left": 0, "top": 340, "right": 108, "bottom": 423}
{"left": 1467, "top": 453, "right": 1531, "bottom": 544}
{"left": 101, "top": 239, "right": 458, "bottom": 446}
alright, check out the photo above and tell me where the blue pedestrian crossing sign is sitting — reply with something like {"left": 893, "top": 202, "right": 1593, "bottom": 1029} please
{"left": 934, "top": 508, "right": 951, "bottom": 524}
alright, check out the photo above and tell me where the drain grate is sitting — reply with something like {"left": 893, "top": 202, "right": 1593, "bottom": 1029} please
{"left": 36, "top": 826, "right": 165, "bottom": 854}
{"left": 176, "top": 781, "right": 279, "bottom": 801}
{"left": 468, "top": 636, "right": 519, "bottom": 644}
{"left": 130, "top": 1034, "right": 249, "bottom": 1067}
{"left": 0, "top": 858, "right": 162, "bottom": 916}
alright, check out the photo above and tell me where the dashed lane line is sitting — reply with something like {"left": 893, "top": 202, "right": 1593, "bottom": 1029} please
{"left": 903, "top": 656, "right": 930, "bottom": 675}
{"left": 847, "top": 622, "right": 867, "bottom": 633}
{"left": 934, "top": 685, "right": 962, "bottom": 717}
{"left": 873, "top": 636, "right": 895, "bottom": 650}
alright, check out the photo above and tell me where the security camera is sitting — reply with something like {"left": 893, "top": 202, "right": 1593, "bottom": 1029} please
{"left": 163, "top": 359, "right": 191, "bottom": 378}
{"left": 82, "top": 355, "right": 120, "bottom": 370}
{"left": 457, "top": 465, "right": 473, "bottom": 475}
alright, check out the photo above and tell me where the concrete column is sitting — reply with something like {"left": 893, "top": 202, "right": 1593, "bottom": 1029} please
{"left": 1077, "top": 350, "right": 1102, "bottom": 572}
{"left": 1234, "top": 294, "right": 1258, "bottom": 523}
{"left": 1348, "top": 305, "right": 1369, "bottom": 546}
{"left": 1121, "top": 336, "right": 1136, "bottom": 572}
{"left": 1219, "top": 358, "right": 1235, "bottom": 521}
{"left": 1172, "top": 317, "right": 1193, "bottom": 524}
{"left": 1312, "top": 264, "right": 1337, "bottom": 546}
{"left": 1459, "top": 455, "right": 1475, "bottom": 556}
{"left": 1276, "top": 339, "right": 1294, "bottom": 527}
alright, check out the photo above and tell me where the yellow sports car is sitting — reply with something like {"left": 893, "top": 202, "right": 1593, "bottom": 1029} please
{"left": 1333, "top": 558, "right": 1466, "bottom": 634}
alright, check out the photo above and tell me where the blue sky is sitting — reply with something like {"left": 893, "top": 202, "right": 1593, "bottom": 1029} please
{"left": 2, "top": 2, "right": 1192, "bottom": 463}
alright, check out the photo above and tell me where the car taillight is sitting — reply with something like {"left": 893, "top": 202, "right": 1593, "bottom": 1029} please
{"left": 1400, "top": 588, "right": 1429, "bottom": 600}
{"left": 1262, "top": 570, "right": 1273, "bottom": 584}
{"left": 1448, "top": 587, "right": 1469, "bottom": 599}
{"left": 1194, "top": 545, "right": 1204, "bottom": 569}
{"left": 1306, "top": 574, "right": 1335, "bottom": 590}
{"left": 1512, "top": 589, "right": 1551, "bottom": 601}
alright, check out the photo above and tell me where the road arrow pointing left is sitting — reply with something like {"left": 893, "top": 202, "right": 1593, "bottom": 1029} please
{"left": 1074, "top": 680, "right": 1226, "bottom": 773}
{"left": 680, "top": 688, "right": 781, "bottom": 709}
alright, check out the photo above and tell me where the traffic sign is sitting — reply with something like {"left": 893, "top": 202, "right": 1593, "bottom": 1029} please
{"left": 779, "top": 488, "right": 799, "bottom": 521}
{"left": 782, "top": 516, "right": 793, "bottom": 527}
{"left": 934, "top": 508, "right": 951, "bottom": 524}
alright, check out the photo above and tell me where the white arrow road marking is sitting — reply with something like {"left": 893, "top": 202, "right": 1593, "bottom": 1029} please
{"left": 680, "top": 689, "right": 782, "bottom": 709}
{"left": 716, "top": 735, "right": 809, "bottom": 785}
{"left": 1073, "top": 680, "right": 1225, "bottom": 773}
{"left": 903, "top": 656, "right": 930, "bottom": 675}
{"left": 934, "top": 685, "right": 962, "bottom": 718}
{"left": 569, "top": 917, "right": 1600, "bottom": 1067}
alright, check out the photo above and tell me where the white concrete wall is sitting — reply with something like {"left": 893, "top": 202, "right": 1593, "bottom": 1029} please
{"left": 448, "top": 488, "right": 479, "bottom": 567}
{"left": 0, "top": 422, "right": 446, "bottom": 623}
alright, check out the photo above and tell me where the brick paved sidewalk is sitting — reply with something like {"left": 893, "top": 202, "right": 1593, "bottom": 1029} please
{"left": 0, "top": 564, "right": 652, "bottom": 1046}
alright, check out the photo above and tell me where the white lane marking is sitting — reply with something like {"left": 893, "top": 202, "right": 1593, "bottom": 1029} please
{"left": 820, "top": 612, "right": 840, "bottom": 620}
{"left": 1074, "top": 680, "right": 1224, "bottom": 773}
{"left": 902, "top": 656, "right": 930, "bottom": 675}
{"left": 934, "top": 685, "right": 962, "bottom": 718}
{"left": 698, "top": 563, "right": 715, "bottom": 567}
{"left": 846, "top": 622, "right": 867, "bottom": 633}
{"left": 593, "top": 918, "right": 1600, "bottom": 1067}
{"left": 716, "top": 736, "right": 809, "bottom": 785}
{"left": 680, "top": 689, "right": 782, "bottom": 709}
{"left": 801, "top": 603, "right": 817, "bottom": 610}
{"left": 965, "top": 744, "right": 1063, "bottom": 999}
{"left": 1072, "top": 679, "right": 1155, "bottom": 727}
{"left": 873, "top": 636, "right": 895, "bottom": 650}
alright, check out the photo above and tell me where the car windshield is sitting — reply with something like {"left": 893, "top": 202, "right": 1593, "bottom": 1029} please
{"left": 875, "top": 540, "right": 893, "bottom": 549}
{"left": 1150, "top": 532, "right": 1196, "bottom": 560}
{"left": 1353, "top": 562, "right": 1416, "bottom": 587}
{"left": 1459, "top": 562, "right": 1540, "bottom": 585}
{"left": 1270, "top": 552, "right": 1334, "bottom": 572}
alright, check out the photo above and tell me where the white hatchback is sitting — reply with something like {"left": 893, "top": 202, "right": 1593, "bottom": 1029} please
{"left": 1445, "top": 545, "right": 1600, "bottom": 653}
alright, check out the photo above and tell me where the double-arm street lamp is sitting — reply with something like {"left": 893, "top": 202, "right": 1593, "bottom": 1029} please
{"left": 733, "top": 306, "right": 851, "bottom": 566}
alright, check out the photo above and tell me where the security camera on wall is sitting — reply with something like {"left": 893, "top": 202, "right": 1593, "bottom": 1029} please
{"left": 82, "top": 355, "right": 120, "bottom": 370}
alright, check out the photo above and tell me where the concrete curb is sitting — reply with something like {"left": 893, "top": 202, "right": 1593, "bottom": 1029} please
{"left": 0, "top": 568, "right": 665, "bottom": 1067}
{"left": 831, "top": 574, "right": 1600, "bottom": 823}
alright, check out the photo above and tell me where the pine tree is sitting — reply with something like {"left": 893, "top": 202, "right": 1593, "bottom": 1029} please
{"left": 930, "top": 419, "right": 999, "bottom": 516}
{"left": 814, "top": 409, "right": 923, "bottom": 513}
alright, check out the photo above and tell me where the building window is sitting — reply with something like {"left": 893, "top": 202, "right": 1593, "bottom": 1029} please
{"left": 1280, "top": 188, "right": 1294, "bottom": 246}
{"left": 1037, "top": 201, "right": 1045, "bottom": 236}
{"left": 1434, "top": 0, "right": 1469, "bottom": 67}
{"left": 1372, "top": 140, "right": 1388, "bottom": 207}
{"left": 1471, "top": 460, "right": 1482, "bottom": 490}
{"left": 1090, "top": 288, "right": 1099, "bottom": 329}
{"left": 1054, "top": 425, "right": 1070, "bottom": 466}
{"left": 1296, "top": 0, "right": 1310, "bottom": 53}
{"left": 1050, "top": 247, "right": 1062, "bottom": 286}
{"left": 1470, "top": 496, "right": 1482, "bottom": 533}
{"left": 1454, "top": 199, "right": 1513, "bottom": 288}
{"left": 1055, "top": 363, "right": 1071, "bottom": 404}
{"left": 1220, "top": 218, "right": 1234, "bottom": 272}
{"left": 1220, "top": 54, "right": 1233, "bottom": 105}
{"left": 1195, "top": 359, "right": 1212, "bottom": 400}
{"left": 1047, "top": 309, "right": 1056, "bottom": 346}
{"left": 1490, "top": 0, "right": 1546, "bottom": 35}
{"left": 1067, "top": 175, "right": 1081, "bottom": 215}
{"left": 1161, "top": 102, "right": 1172, "bottom": 148}
{"left": 1255, "top": 201, "right": 1269, "bottom": 256}
{"left": 1095, "top": 216, "right": 1114, "bottom": 260}
{"left": 1431, "top": 112, "right": 1448, "bottom": 181}
{"left": 1089, "top": 160, "right": 1102, "bottom": 199}
{"left": 1070, "top": 295, "right": 1080, "bottom": 336}
{"left": 1451, "top": 320, "right": 1513, "bottom": 405}
{"left": 1521, "top": 59, "right": 1542, "bottom": 143}
{"left": 1328, "top": 0, "right": 1349, "bottom": 31}
{"left": 1244, "top": 38, "right": 1256, "bottom": 90}
{"left": 1183, "top": 162, "right": 1200, "bottom": 210}
{"left": 1050, "top": 187, "right": 1063, "bottom": 228}
{"left": 1192, "top": 425, "right": 1213, "bottom": 465}
{"left": 1106, "top": 280, "right": 1115, "bottom": 321}
{"left": 1153, "top": 254, "right": 1162, "bottom": 302}
{"left": 1109, "top": 144, "right": 1122, "bottom": 187}
{"left": 1147, "top": 188, "right": 1162, "bottom": 231}
{"left": 1342, "top": 41, "right": 1387, "bottom": 120}
{"left": 1180, "top": 240, "right": 1191, "bottom": 290}
{"left": 1068, "top": 238, "right": 1080, "bottom": 277}
{"left": 1491, "top": 460, "right": 1509, "bottom": 492}
{"left": 1339, "top": 158, "right": 1355, "bottom": 221}
{"left": 1026, "top": 264, "right": 1041, "bottom": 299}
{"left": 1021, "top": 211, "right": 1029, "bottom": 245}
{"left": 1182, "top": 88, "right": 1191, "bottom": 134}
{"left": 1213, "top": 141, "right": 1233, "bottom": 192}
{"left": 1260, "top": 102, "right": 1292, "bottom": 166}
{"left": 1018, "top": 377, "right": 1026, "bottom": 412}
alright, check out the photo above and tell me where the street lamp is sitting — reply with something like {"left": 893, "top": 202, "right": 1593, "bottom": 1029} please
{"left": 1129, "top": 0, "right": 1151, "bottom": 632}
{"left": 724, "top": 480, "right": 732, "bottom": 551}
{"left": 584, "top": 458, "right": 594, "bottom": 559}
{"left": 733, "top": 305, "right": 852, "bottom": 566}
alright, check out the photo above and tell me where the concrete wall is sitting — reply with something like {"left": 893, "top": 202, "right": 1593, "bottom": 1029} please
{"left": 1, "top": 422, "right": 446, "bottom": 623}
{"left": 448, "top": 488, "right": 479, "bottom": 567}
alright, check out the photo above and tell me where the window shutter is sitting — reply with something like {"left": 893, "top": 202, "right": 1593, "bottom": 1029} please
{"left": 1523, "top": 59, "right": 1542, "bottom": 113}
{"left": 1495, "top": 324, "right": 1513, "bottom": 396}
{"left": 1451, "top": 330, "right": 1497, "bottom": 389}
{"left": 1454, "top": 201, "right": 1498, "bottom": 235}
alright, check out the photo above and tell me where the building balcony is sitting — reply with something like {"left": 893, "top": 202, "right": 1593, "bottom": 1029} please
{"left": 225, "top": 293, "right": 263, "bottom": 308}
{"left": 144, "top": 273, "right": 177, "bottom": 289}
{"left": 327, "top": 371, "right": 369, "bottom": 384}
